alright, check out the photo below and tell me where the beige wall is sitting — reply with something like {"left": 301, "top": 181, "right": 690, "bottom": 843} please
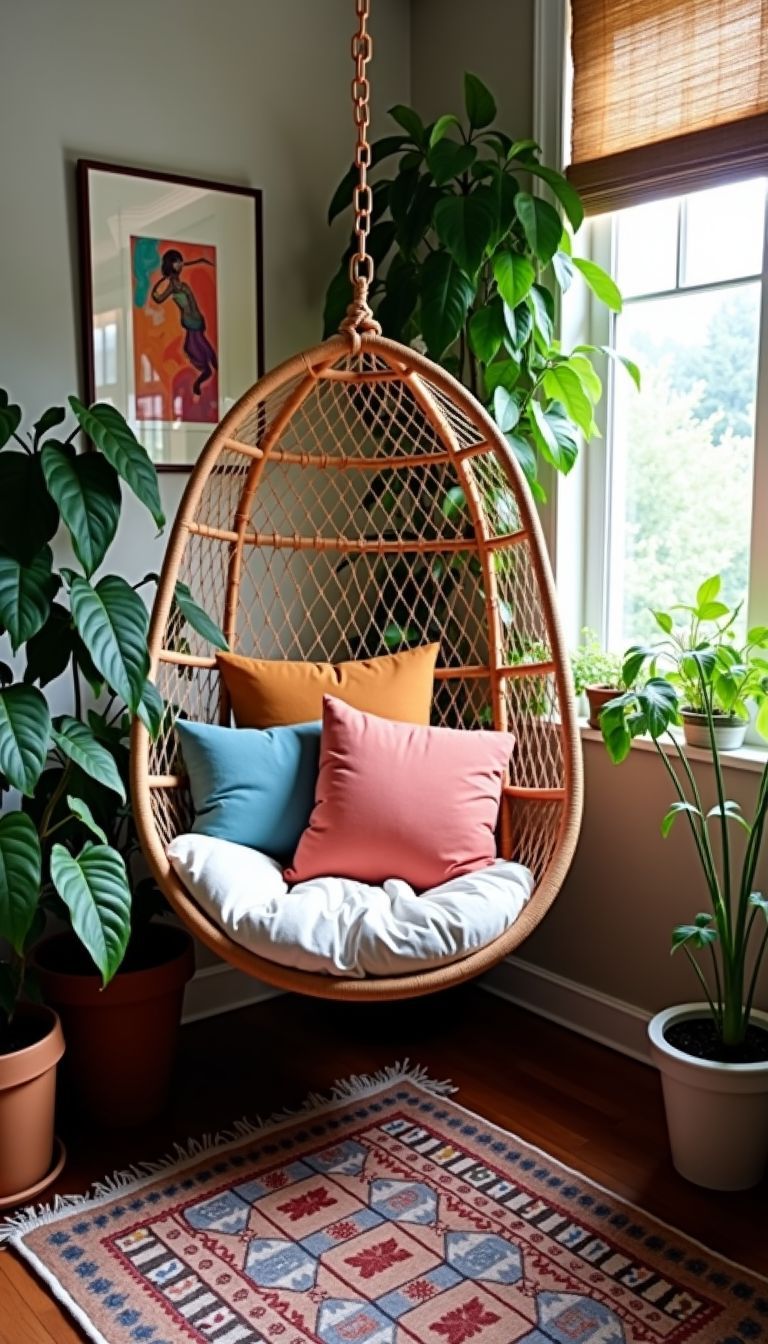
{"left": 411, "top": 0, "right": 534, "bottom": 135}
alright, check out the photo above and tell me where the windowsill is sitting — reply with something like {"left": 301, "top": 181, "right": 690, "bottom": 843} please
{"left": 578, "top": 718, "right": 768, "bottom": 775}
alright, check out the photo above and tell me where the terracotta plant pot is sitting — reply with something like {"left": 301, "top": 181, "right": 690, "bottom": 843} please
{"left": 681, "top": 709, "right": 747, "bottom": 751}
{"left": 648, "top": 1003, "right": 768, "bottom": 1191}
{"left": 0, "top": 1006, "right": 64, "bottom": 1200}
{"left": 584, "top": 684, "right": 620, "bottom": 731}
{"left": 35, "top": 925, "right": 195, "bottom": 1128}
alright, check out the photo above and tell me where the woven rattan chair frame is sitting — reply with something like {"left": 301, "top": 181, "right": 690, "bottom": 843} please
{"left": 131, "top": 332, "right": 583, "bottom": 1000}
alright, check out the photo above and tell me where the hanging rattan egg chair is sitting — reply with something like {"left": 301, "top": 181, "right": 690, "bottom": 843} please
{"left": 130, "top": 0, "right": 583, "bottom": 1002}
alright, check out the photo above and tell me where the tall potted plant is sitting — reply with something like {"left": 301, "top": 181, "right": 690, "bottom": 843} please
{"left": 325, "top": 72, "right": 639, "bottom": 502}
{"left": 0, "top": 392, "right": 217, "bottom": 1165}
{"left": 601, "top": 578, "right": 768, "bottom": 1190}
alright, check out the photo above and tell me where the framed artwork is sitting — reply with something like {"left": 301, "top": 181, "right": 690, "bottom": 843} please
{"left": 77, "top": 160, "right": 264, "bottom": 470}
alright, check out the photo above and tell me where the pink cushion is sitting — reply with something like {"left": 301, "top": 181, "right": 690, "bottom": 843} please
{"left": 285, "top": 696, "right": 515, "bottom": 891}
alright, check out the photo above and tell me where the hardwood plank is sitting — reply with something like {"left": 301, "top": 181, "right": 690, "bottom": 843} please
{"left": 2, "top": 984, "right": 766, "bottom": 1343}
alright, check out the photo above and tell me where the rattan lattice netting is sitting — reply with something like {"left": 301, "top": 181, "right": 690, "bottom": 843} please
{"left": 131, "top": 333, "right": 583, "bottom": 1000}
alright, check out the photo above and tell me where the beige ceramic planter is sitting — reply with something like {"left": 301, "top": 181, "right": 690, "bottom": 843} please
{"left": 0, "top": 1006, "right": 65, "bottom": 1201}
{"left": 648, "top": 1003, "right": 768, "bottom": 1191}
{"left": 681, "top": 710, "right": 747, "bottom": 751}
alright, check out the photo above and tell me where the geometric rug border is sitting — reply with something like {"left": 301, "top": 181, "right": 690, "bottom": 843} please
{"left": 2, "top": 1058, "right": 766, "bottom": 1344}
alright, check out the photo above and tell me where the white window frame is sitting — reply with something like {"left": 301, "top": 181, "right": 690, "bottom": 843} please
{"left": 534, "top": 0, "right": 768, "bottom": 659}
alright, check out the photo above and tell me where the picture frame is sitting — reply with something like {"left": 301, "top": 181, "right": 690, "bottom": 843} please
{"left": 77, "top": 160, "right": 264, "bottom": 471}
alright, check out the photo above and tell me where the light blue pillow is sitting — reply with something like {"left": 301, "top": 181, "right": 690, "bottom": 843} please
{"left": 176, "top": 719, "right": 321, "bottom": 861}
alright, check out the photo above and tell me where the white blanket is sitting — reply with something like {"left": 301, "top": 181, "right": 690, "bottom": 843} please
{"left": 168, "top": 833, "right": 533, "bottom": 978}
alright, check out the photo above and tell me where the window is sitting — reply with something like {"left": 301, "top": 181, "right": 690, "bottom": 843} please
{"left": 604, "top": 177, "right": 766, "bottom": 647}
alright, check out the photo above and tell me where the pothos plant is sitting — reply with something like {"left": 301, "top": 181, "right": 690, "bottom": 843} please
{"left": 0, "top": 391, "right": 226, "bottom": 1027}
{"left": 600, "top": 577, "right": 768, "bottom": 1051}
{"left": 325, "top": 72, "right": 639, "bottom": 502}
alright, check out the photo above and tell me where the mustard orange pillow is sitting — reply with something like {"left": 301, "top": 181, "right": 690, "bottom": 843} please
{"left": 285, "top": 695, "right": 515, "bottom": 891}
{"left": 217, "top": 644, "right": 439, "bottom": 729}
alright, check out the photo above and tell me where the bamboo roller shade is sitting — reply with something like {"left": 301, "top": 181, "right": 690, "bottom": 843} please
{"left": 569, "top": 0, "right": 768, "bottom": 213}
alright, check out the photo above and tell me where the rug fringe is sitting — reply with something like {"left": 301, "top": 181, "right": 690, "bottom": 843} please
{"left": 0, "top": 1059, "right": 454, "bottom": 1247}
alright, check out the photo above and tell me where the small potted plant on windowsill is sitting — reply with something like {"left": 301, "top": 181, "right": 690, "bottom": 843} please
{"left": 570, "top": 629, "right": 624, "bottom": 729}
{"left": 601, "top": 610, "right": 768, "bottom": 1190}
{"left": 623, "top": 577, "right": 768, "bottom": 752}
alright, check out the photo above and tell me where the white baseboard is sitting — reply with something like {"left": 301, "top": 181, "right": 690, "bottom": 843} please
{"left": 480, "top": 957, "right": 653, "bottom": 1065}
{"left": 182, "top": 962, "right": 280, "bottom": 1024}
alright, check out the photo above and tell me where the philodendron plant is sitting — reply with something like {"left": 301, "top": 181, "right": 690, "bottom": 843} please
{"left": 600, "top": 578, "right": 768, "bottom": 1051}
{"left": 325, "top": 72, "right": 639, "bottom": 501}
{"left": 0, "top": 391, "right": 223, "bottom": 1028}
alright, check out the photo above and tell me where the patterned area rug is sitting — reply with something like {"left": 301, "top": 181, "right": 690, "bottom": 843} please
{"left": 2, "top": 1064, "right": 766, "bottom": 1344}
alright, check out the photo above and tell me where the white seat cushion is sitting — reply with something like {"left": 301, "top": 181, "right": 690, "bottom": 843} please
{"left": 168, "top": 833, "right": 533, "bottom": 978}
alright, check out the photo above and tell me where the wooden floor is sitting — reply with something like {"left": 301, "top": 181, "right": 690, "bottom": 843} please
{"left": 1, "top": 985, "right": 766, "bottom": 1341}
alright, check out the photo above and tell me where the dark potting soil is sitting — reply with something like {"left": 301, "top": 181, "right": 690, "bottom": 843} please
{"left": 664, "top": 1017, "right": 768, "bottom": 1064}
{"left": 36, "top": 925, "right": 187, "bottom": 978}
{"left": 0, "top": 1017, "right": 48, "bottom": 1057}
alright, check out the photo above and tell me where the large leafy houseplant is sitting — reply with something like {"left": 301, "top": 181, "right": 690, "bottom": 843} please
{"left": 325, "top": 72, "right": 638, "bottom": 502}
{"left": 600, "top": 577, "right": 768, "bottom": 1053}
{"left": 0, "top": 391, "right": 219, "bottom": 1034}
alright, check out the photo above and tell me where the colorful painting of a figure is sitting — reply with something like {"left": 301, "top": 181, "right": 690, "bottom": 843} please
{"left": 131, "top": 236, "right": 219, "bottom": 423}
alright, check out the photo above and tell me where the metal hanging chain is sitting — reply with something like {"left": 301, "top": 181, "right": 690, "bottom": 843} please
{"left": 340, "top": 0, "right": 381, "bottom": 339}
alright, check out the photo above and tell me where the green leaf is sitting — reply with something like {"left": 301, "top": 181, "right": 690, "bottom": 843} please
{"left": 24, "top": 602, "right": 73, "bottom": 687}
{"left": 515, "top": 192, "right": 562, "bottom": 265}
{"left": 377, "top": 259, "right": 419, "bottom": 340}
{"left": 541, "top": 407, "right": 579, "bottom": 473}
{"left": 323, "top": 260, "right": 353, "bottom": 338}
{"left": 67, "top": 794, "right": 108, "bottom": 844}
{"left": 502, "top": 301, "right": 533, "bottom": 350}
{"left": 507, "top": 138, "right": 541, "bottom": 161}
{"left": 0, "top": 813, "right": 41, "bottom": 954}
{"left": 756, "top": 697, "right": 768, "bottom": 742}
{"left": 66, "top": 573, "right": 150, "bottom": 712}
{"left": 638, "top": 677, "right": 679, "bottom": 738}
{"left": 51, "top": 715, "right": 126, "bottom": 801}
{"left": 484, "top": 359, "right": 521, "bottom": 395}
{"left": 493, "top": 387, "right": 521, "bottom": 433}
{"left": 468, "top": 300, "right": 506, "bottom": 363}
{"left": 661, "top": 801, "right": 703, "bottom": 838}
{"left": 541, "top": 366, "right": 595, "bottom": 438}
{"left": 327, "top": 137, "right": 407, "bottom": 222}
{"left": 551, "top": 250, "right": 574, "bottom": 291}
{"left": 576, "top": 344, "right": 641, "bottom": 389}
{"left": 524, "top": 164, "right": 584, "bottom": 231}
{"left": 573, "top": 258, "right": 622, "bottom": 312}
{"left": 41, "top": 443, "right": 121, "bottom": 578}
{"left": 433, "top": 194, "right": 495, "bottom": 277}
{"left": 528, "top": 400, "right": 560, "bottom": 464}
{"left": 393, "top": 175, "right": 439, "bottom": 256}
{"left": 0, "top": 399, "right": 22, "bottom": 449}
{"left": 748, "top": 892, "right": 768, "bottom": 920}
{"left": 566, "top": 353, "right": 602, "bottom": 404}
{"left": 672, "top": 922, "right": 718, "bottom": 952}
{"left": 419, "top": 250, "right": 474, "bottom": 359}
{"left": 698, "top": 600, "right": 730, "bottom": 621}
{"left": 136, "top": 678, "right": 164, "bottom": 737}
{"left": 653, "top": 610, "right": 674, "bottom": 635}
{"left": 505, "top": 433, "right": 538, "bottom": 483}
{"left": 174, "top": 580, "right": 228, "bottom": 651}
{"left": 388, "top": 104, "right": 426, "bottom": 147}
{"left": 32, "top": 405, "right": 66, "bottom": 447}
{"left": 50, "top": 842, "right": 131, "bottom": 985}
{"left": 441, "top": 486, "right": 467, "bottom": 521}
{"left": 0, "top": 684, "right": 51, "bottom": 795}
{"left": 696, "top": 575, "right": 722, "bottom": 609}
{"left": 429, "top": 114, "right": 462, "bottom": 147}
{"left": 493, "top": 251, "right": 535, "bottom": 309}
{"left": 426, "top": 139, "right": 476, "bottom": 186}
{"left": 68, "top": 398, "right": 165, "bottom": 530}
{"left": 464, "top": 72, "right": 496, "bottom": 129}
{"left": 0, "top": 452, "right": 59, "bottom": 564}
{"left": 0, "top": 546, "right": 58, "bottom": 652}
{"left": 526, "top": 285, "right": 555, "bottom": 349}
{"left": 706, "top": 800, "right": 751, "bottom": 834}
{"left": 484, "top": 167, "right": 519, "bottom": 248}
